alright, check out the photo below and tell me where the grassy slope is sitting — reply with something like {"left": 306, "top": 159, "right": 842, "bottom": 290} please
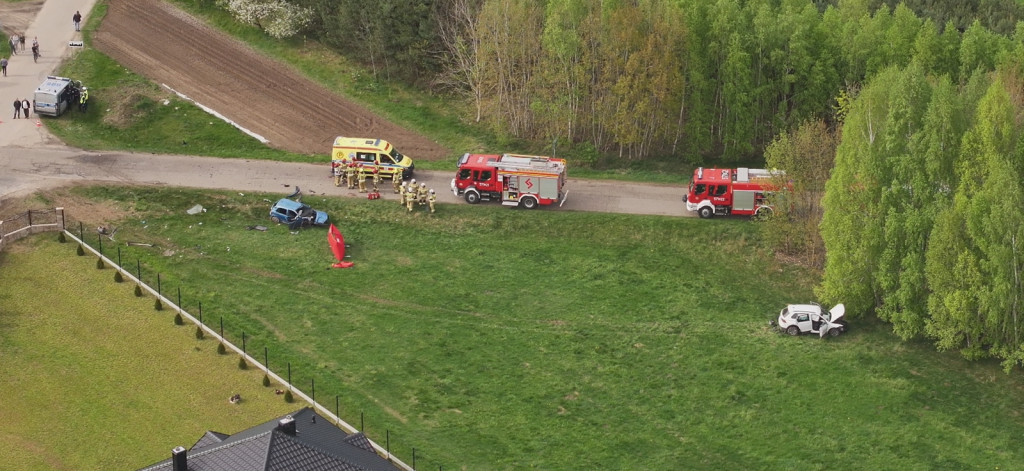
{"left": 0, "top": 237, "right": 301, "bottom": 470}
{"left": 46, "top": 185, "right": 1024, "bottom": 470}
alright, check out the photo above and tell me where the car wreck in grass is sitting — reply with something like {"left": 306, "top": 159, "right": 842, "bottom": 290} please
{"left": 269, "top": 198, "right": 328, "bottom": 229}
{"left": 774, "top": 303, "right": 847, "bottom": 338}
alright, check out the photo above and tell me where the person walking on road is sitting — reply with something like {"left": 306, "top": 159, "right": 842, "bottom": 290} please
{"left": 19, "top": 34, "right": 25, "bottom": 52}
{"left": 1, "top": 57, "right": 7, "bottom": 77}
{"left": 73, "top": 11, "right": 83, "bottom": 32}
{"left": 13, "top": 98, "right": 22, "bottom": 119}
{"left": 9, "top": 35, "right": 17, "bottom": 55}
{"left": 22, "top": 99, "right": 30, "bottom": 118}
{"left": 31, "top": 37, "right": 39, "bottom": 63}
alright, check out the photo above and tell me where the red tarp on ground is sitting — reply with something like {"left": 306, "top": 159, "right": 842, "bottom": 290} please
{"left": 328, "top": 224, "right": 353, "bottom": 268}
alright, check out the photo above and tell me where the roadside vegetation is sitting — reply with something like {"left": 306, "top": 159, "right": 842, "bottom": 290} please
{"left": 15, "top": 185, "right": 1022, "bottom": 469}
{"left": 0, "top": 236, "right": 300, "bottom": 470}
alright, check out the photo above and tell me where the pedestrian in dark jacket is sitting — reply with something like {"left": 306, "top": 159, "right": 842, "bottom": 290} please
{"left": 13, "top": 98, "right": 22, "bottom": 119}
{"left": 73, "top": 11, "right": 82, "bottom": 32}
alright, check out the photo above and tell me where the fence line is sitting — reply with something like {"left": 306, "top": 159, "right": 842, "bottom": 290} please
{"left": 62, "top": 229, "right": 417, "bottom": 471}
{"left": 0, "top": 208, "right": 66, "bottom": 251}
{"left": 1, "top": 210, "right": 423, "bottom": 470}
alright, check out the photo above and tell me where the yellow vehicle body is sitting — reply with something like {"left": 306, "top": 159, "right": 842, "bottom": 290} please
{"left": 331, "top": 137, "right": 415, "bottom": 179}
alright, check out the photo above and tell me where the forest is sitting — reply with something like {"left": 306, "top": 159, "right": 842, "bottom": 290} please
{"left": 214, "top": 0, "right": 1024, "bottom": 367}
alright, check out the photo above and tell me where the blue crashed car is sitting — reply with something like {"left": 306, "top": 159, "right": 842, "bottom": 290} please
{"left": 269, "top": 198, "right": 328, "bottom": 228}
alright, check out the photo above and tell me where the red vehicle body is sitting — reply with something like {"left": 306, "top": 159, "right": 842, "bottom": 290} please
{"left": 451, "top": 153, "right": 568, "bottom": 209}
{"left": 684, "top": 167, "right": 783, "bottom": 219}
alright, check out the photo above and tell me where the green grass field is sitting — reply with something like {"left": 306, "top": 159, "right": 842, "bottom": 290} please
{"left": 23, "top": 185, "right": 1024, "bottom": 470}
{"left": 0, "top": 236, "right": 302, "bottom": 470}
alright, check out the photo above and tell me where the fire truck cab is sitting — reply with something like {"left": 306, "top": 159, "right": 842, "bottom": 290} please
{"left": 684, "top": 167, "right": 780, "bottom": 219}
{"left": 451, "top": 153, "right": 567, "bottom": 209}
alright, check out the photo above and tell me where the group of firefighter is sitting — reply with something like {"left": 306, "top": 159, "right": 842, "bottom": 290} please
{"left": 332, "top": 161, "right": 436, "bottom": 213}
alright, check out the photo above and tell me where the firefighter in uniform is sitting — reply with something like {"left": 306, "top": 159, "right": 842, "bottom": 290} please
{"left": 358, "top": 166, "right": 369, "bottom": 193}
{"left": 427, "top": 189, "right": 437, "bottom": 213}
{"left": 417, "top": 183, "right": 429, "bottom": 206}
{"left": 405, "top": 183, "right": 417, "bottom": 212}
{"left": 399, "top": 182, "right": 407, "bottom": 206}
{"left": 392, "top": 170, "right": 402, "bottom": 194}
{"left": 345, "top": 163, "right": 358, "bottom": 189}
{"left": 332, "top": 161, "right": 343, "bottom": 187}
{"left": 372, "top": 167, "right": 382, "bottom": 193}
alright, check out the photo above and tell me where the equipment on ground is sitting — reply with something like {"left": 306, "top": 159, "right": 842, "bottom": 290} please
{"left": 451, "top": 153, "right": 568, "bottom": 209}
{"left": 684, "top": 167, "right": 784, "bottom": 219}
{"left": 33, "top": 76, "right": 84, "bottom": 117}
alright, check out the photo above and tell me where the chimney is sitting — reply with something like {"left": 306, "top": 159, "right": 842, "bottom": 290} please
{"left": 278, "top": 416, "right": 296, "bottom": 436}
{"left": 171, "top": 446, "right": 187, "bottom": 471}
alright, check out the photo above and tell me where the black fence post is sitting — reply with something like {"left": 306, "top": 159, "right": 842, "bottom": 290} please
{"left": 136, "top": 259, "right": 141, "bottom": 281}
{"left": 288, "top": 363, "right": 292, "bottom": 388}
{"left": 177, "top": 287, "right": 182, "bottom": 313}
{"left": 198, "top": 301, "right": 203, "bottom": 324}
{"left": 386, "top": 430, "right": 390, "bottom": 456}
{"left": 360, "top": 412, "right": 364, "bottom": 432}
{"left": 335, "top": 395, "right": 339, "bottom": 421}
{"left": 413, "top": 448, "right": 416, "bottom": 469}
{"left": 97, "top": 232, "right": 102, "bottom": 254}
{"left": 27, "top": 210, "right": 32, "bottom": 227}
{"left": 78, "top": 221, "right": 83, "bottom": 241}
{"left": 60, "top": 208, "right": 65, "bottom": 230}
{"left": 117, "top": 246, "right": 122, "bottom": 267}
{"left": 219, "top": 317, "right": 224, "bottom": 338}
{"left": 242, "top": 332, "right": 246, "bottom": 357}
{"left": 311, "top": 378, "right": 315, "bottom": 403}
{"left": 264, "top": 347, "right": 268, "bottom": 370}
{"left": 157, "top": 274, "right": 162, "bottom": 298}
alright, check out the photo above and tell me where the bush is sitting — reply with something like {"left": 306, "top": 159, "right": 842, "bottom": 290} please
{"left": 263, "top": 374, "right": 271, "bottom": 387}
{"left": 114, "top": 271, "right": 124, "bottom": 283}
{"left": 154, "top": 298, "right": 163, "bottom": 311}
{"left": 76, "top": 245, "right": 85, "bottom": 256}
{"left": 134, "top": 284, "right": 143, "bottom": 297}
{"left": 284, "top": 390, "right": 294, "bottom": 403}
{"left": 58, "top": 232, "right": 66, "bottom": 243}
{"left": 238, "top": 356, "right": 248, "bottom": 370}
{"left": 96, "top": 258, "right": 104, "bottom": 269}
{"left": 217, "top": 343, "right": 227, "bottom": 355}
{"left": 174, "top": 313, "right": 183, "bottom": 325}
{"left": 195, "top": 326, "right": 205, "bottom": 339}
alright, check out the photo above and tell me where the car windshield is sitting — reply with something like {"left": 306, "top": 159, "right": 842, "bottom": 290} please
{"left": 389, "top": 148, "right": 404, "bottom": 162}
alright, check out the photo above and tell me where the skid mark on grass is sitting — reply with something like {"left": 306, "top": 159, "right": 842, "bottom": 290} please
{"left": 252, "top": 314, "right": 288, "bottom": 342}
{"left": 362, "top": 393, "right": 408, "bottom": 424}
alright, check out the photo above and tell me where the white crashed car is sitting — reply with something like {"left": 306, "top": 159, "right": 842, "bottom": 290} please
{"left": 776, "top": 303, "right": 847, "bottom": 338}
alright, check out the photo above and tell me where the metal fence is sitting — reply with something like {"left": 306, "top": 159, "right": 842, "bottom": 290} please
{"left": 0, "top": 208, "right": 66, "bottom": 251}
{"left": 2, "top": 209, "right": 437, "bottom": 471}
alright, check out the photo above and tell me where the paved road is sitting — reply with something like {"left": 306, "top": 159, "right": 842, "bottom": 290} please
{"left": 0, "top": 146, "right": 691, "bottom": 216}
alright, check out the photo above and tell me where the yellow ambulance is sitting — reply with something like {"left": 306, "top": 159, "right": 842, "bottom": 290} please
{"left": 331, "top": 137, "right": 415, "bottom": 179}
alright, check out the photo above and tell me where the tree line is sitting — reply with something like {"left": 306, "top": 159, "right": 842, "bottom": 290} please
{"left": 212, "top": 0, "right": 1024, "bottom": 163}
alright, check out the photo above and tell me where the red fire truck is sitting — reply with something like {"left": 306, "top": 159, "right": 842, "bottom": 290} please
{"left": 451, "top": 153, "right": 568, "bottom": 209}
{"left": 684, "top": 167, "right": 783, "bottom": 219}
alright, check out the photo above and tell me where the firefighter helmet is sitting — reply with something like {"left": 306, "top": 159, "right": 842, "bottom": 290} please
{"left": 429, "top": 189, "right": 435, "bottom": 194}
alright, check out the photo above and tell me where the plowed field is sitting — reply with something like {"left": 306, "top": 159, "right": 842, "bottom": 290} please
{"left": 92, "top": 0, "right": 449, "bottom": 159}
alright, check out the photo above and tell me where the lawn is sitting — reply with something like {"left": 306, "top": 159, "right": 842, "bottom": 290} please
{"left": 37, "top": 185, "right": 1024, "bottom": 470}
{"left": 0, "top": 236, "right": 301, "bottom": 470}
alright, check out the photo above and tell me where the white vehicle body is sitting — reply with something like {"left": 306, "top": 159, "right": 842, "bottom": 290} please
{"left": 34, "top": 76, "right": 77, "bottom": 117}
{"left": 777, "top": 303, "right": 846, "bottom": 338}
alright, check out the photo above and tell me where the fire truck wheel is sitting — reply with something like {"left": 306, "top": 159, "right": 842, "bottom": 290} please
{"left": 698, "top": 206, "right": 713, "bottom": 219}
{"left": 753, "top": 207, "right": 774, "bottom": 221}
{"left": 465, "top": 191, "right": 481, "bottom": 204}
{"left": 786, "top": 325, "right": 800, "bottom": 336}
{"left": 520, "top": 197, "right": 538, "bottom": 210}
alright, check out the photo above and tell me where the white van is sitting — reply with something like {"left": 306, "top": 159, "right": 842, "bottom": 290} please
{"left": 33, "top": 76, "right": 80, "bottom": 117}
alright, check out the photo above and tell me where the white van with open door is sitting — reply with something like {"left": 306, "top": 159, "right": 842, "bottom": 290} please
{"left": 33, "top": 76, "right": 80, "bottom": 117}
